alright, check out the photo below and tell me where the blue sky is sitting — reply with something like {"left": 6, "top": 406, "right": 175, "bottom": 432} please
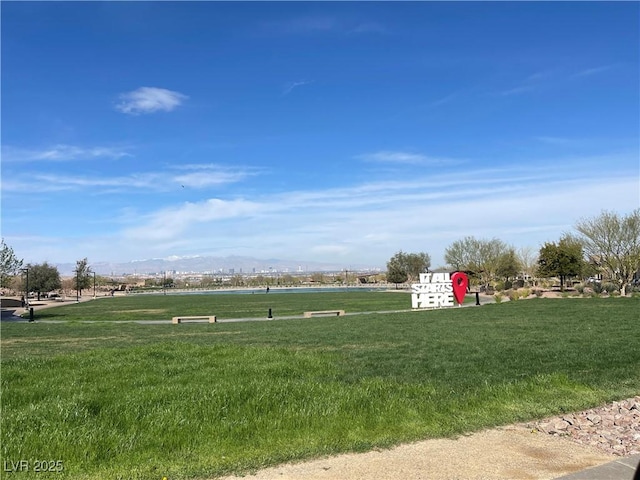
{"left": 2, "top": 1, "right": 639, "bottom": 269}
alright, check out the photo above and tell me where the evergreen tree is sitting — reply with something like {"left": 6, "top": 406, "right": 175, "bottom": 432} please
{"left": 27, "top": 262, "right": 62, "bottom": 300}
{"left": 537, "top": 235, "right": 584, "bottom": 291}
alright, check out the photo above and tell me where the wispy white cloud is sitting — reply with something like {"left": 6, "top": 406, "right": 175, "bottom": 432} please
{"left": 115, "top": 87, "right": 188, "bottom": 115}
{"left": 498, "top": 65, "right": 617, "bottom": 97}
{"left": 2, "top": 164, "right": 257, "bottom": 193}
{"left": 282, "top": 80, "right": 314, "bottom": 96}
{"left": 357, "top": 150, "right": 464, "bottom": 167}
{"left": 123, "top": 198, "right": 264, "bottom": 241}
{"left": 349, "top": 22, "right": 388, "bottom": 34}
{"left": 112, "top": 152, "right": 638, "bottom": 249}
{"left": 262, "top": 16, "right": 387, "bottom": 36}
{"left": 572, "top": 65, "right": 616, "bottom": 78}
{"left": 7, "top": 173, "right": 160, "bottom": 193}
{"left": 429, "top": 92, "right": 459, "bottom": 108}
{"left": 535, "top": 136, "right": 575, "bottom": 146}
{"left": 311, "top": 244, "right": 352, "bottom": 256}
{"left": 524, "top": 71, "right": 554, "bottom": 83}
{"left": 168, "top": 163, "right": 262, "bottom": 188}
{"left": 108, "top": 155, "right": 637, "bottom": 265}
{"left": 533, "top": 135, "right": 631, "bottom": 150}
{"left": 2, "top": 144, "right": 132, "bottom": 162}
{"left": 264, "top": 16, "right": 338, "bottom": 35}
{"left": 291, "top": 16, "right": 337, "bottom": 32}
{"left": 497, "top": 70, "right": 555, "bottom": 96}
{"left": 7, "top": 151, "right": 638, "bottom": 266}
{"left": 13, "top": 170, "right": 637, "bottom": 267}
{"left": 499, "top": 85, "right": 537, "bottom": 97}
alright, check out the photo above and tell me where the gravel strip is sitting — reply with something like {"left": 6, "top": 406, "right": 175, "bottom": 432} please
{"left": 526, "top": 396, "right": 640, "bottom": 456}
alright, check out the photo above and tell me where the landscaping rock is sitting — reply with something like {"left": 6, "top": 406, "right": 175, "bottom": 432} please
{"left": 526, "top": 396, "right": 640, "bottom": 456}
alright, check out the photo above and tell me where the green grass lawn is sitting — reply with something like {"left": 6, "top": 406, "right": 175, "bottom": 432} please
{"left": 27, "top": 290, "right": 416, "bottom": 322}
{"left": 1, "top": 296, "right": 639, "bottom": 479}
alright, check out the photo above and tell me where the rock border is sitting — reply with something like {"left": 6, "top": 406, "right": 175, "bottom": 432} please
{"left": 525, "top": 396, "right": 640, "bottom": 456}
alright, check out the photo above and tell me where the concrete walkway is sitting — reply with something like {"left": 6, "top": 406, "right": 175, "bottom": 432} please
{"left": 555, "top": 454, "right": 639, "bottom": 479}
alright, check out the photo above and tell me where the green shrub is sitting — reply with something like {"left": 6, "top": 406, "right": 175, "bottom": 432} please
{"left": 591, "top": 283, "right": 603, "bottom": 294}
{"left": 494, "top": 281, "right": 505, "bottom": 292}
{"left": 602, "top": 283, "right": 619, "bottom": 294}
{"left": 533, "top": 289, "right": 543, "bottom": 297}
{"left": 575, "top": 284, "right": 585, "bottom": 294}
{"left": 493, "top": 293, "right": 503, "bottom": 303}
{"left": 504, "top": 280, "right": 513, "bottom": 290}
{"left": 508, "top": 290, "right": 520, "bottom": 301}
{"left": 520, "top": 288, "right": 530, "bottom": 298}
{"left": 561, "top": 291, "right": 580, "bottom": 298}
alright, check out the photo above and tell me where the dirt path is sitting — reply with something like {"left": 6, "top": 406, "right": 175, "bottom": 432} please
{"left": 220, "top": 396, "right": 640, "bottom": 480}
{"left": 219, "top": 424, "right": 615, "bottom": 480}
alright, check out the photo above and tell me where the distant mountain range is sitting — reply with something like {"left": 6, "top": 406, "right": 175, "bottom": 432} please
{"left": 55, "top": 255, "right": 379, "bottom": 277}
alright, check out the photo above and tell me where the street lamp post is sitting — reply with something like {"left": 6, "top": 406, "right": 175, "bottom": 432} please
{"left": 20, "top": 268, "right": 29, "bottom": 308}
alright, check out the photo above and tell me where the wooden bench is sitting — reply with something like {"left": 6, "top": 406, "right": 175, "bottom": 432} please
{"left": 303, "top": 310, "right": 345, "bottom": 318}
{"left": 172, "top": 315, "right": 217, "bottom": 324}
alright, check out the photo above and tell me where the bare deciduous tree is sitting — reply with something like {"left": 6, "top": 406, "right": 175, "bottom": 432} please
{"left": 517, "top": 246, "right": 538, "bottom": 282}
{"left": 574, "top": 209, "right": 640, "bottom": 296}
{"left": 444, "top": 236, "right": 512, "bottom": 287}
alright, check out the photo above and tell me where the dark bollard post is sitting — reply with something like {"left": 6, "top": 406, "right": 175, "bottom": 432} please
{"left": 29, "top": 307, "right": 34, "bottom": 322}
{"left": 475, "top": 292, "right": 480, "bottom": 306}
{"left": 268, "top": 308, "right": 273, "bottom": 319}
